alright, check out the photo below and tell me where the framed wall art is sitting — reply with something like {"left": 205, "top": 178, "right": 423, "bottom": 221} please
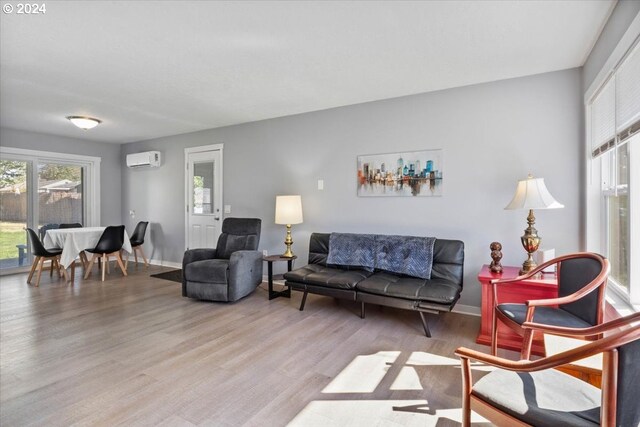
{"left": 357, "top": 149, "right": 443, "bottom": 197}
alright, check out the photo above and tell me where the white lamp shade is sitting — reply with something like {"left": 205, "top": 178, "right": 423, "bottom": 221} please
{"left": 275, "top": 195, "right": 303, "bottom": 224}
{"left": 504, "top": 176, "right": 564, "bottom": 210}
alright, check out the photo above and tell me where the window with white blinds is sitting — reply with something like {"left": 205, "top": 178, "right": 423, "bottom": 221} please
{"left": 587, "top": 35, "right": 640, "bottom": 307}
{"left": 591, "top": 40, "right": 640, "bottom": 158}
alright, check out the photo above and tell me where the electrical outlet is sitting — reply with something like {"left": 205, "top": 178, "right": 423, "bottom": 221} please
{"left": 129, "top": 210, "right": 135, "bottom": 218}
{"left": 318, "top": 179, "right": 324, "bottom": 190}
{"left": 224, "top": 205, "right": 231, "bottom": 214}
{"left": 262, "top": 250, "right": 268, "bottom": 256}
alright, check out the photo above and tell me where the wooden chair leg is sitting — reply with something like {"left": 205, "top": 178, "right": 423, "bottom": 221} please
{"left": 79, "top": 251, "right": 88, "bottom": 271}
{"left": 134, "top": 248, "right": 139, "bottom": 265}
{"left": 105, "top": 255, "right": 110, "bottom": 275}
{"left": 70, "top": 261, "right": 75, "bottom": 283}
{"left": 124, "top": 250, "right": 129, "bottom": 271}
{"left": 521, "top": 329, "right": 534, "bottom": 360}
{"left": 27, "top": 256, "right": 40, "bottom": 284}
{"left": 49, "top": 258, "right": 55, "bottom": 277}
{"left": 491, "top": 309, "right": 498, "bottom": 356}
{"left": 115, "top": 252, "right": 128, "bottom": 277}
{"left": 35, "top": 257, "right": 45, "bottom": 287}
{"left": 139, "top": 246, "right": 149, "bottom": 267}
{"left": 101, "top": 255, "right": 107, "bottom": 281}
{"left": 56, "top": 257, "right": 63, "bottom": 278}
{"left": 84, "top": 254, "right": 98, "bottom": 279}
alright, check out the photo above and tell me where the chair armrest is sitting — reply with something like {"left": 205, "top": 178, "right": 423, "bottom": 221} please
{"left": 456, "top": 322, "right": 640, "bottom": 373}
{"left": 183, "top": 248, "right": 217, "bottom": 266}
{"left": 228, "top": 250, "right": 263, "bottom": 300}
{"left": 182, "top": 248, "right": 217, "bottom": 296}
{"left": 522, "top": 311, "right": 640, "bottom": 338}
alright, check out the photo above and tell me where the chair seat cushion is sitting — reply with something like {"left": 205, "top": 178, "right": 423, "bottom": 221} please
{"left": 355, "top": 272, "right": 461, "bottom": 304}
{"left": 497, "top": 304, "right": 593, "bottom": 328}
{"left": 184, "top": 259, "right": 229, "bottom": 284}
{"left": 472, "top": 368, "right": 600, "bottom": 427}
{"left": 284, "top": 264, "right": 372, "bottom": 290}
{"left": 44, "top": 248, "right": 63, "bottom": 256}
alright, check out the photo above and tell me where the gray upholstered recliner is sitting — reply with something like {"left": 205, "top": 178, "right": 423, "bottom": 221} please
{"left": 182, "top": 218, "right": 262, "bottom": 302}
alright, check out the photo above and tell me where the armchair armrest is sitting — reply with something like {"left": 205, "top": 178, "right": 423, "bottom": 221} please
{"left": 456, "top": 321, "right": 640, "bottom": 373}
{"left": 183, "top": 248, "right": 217, "bottom": 266}
{"left": 521, "top": 311, "right": 640, "bottom": 338}
{"left": 228, "top": 250, "right": 263, "bottom": 301}
{"left": 182, "top": 248, "right": 217, "bottom": 295}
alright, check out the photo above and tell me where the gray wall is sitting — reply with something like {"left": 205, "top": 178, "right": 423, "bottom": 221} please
{"left": 123, "top": 68, "right": 583, "bottom": 308}
{"left": 0, "top": 127, "right": 122, "bottom": 225}
{"left": 583, "top": 0, "right": 640, "bottom": 93}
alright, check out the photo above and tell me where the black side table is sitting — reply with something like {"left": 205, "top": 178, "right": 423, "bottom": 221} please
{"left": 263, "top": 254, "right": 297, "bottom": 300}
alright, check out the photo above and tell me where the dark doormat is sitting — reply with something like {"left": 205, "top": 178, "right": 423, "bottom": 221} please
{"left": 150, "top": 269, "right": 182, "bottom": 283}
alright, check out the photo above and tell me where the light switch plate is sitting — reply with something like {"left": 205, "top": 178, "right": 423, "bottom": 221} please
{"left": 318, "top": 179, "right": 324, "bottom": 190}
{"left": 224, "top": 205, "right": 231, "bottom": 214}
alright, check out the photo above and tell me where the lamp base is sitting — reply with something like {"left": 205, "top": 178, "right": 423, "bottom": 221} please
{"left": 282, "top": 224, "right": 295, "bottom": 258}
{"left": 519, "top": 209, "right": 541, "bottom": 275}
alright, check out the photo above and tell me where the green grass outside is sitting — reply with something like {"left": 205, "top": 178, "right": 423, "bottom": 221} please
{"left": 0, "top": 222, "right": 27, "bottom": 260}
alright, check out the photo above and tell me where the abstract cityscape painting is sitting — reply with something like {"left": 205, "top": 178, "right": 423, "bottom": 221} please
{"left": 357, "top": 149, "right": 443, "bottom": 197}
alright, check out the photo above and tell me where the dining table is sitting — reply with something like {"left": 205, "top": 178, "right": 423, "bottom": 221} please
{"left": 43, "top": 226, "right": 133, "bottom": 280}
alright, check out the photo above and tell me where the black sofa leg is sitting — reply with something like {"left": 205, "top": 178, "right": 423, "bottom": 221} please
{"left": 419, "top": 312, "right": 432, "bottom": 338}
{"left": 299, "top": 290, "right": 308, "bottom": 311}
{"left": 361, "top": 302, "right": 365, "bottom": 319}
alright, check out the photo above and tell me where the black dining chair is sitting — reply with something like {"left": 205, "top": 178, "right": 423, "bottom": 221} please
{"left": 83, "top": 225, "right": 128, "bottom": 281}
{"left": 126, "top": 221, "right": 149, "bottom": 269}
{"left": 26, "top": 228, "right": 63, "bottom": 287}
{"left": 59, "top": 223, "right": 83, "bottom": 229}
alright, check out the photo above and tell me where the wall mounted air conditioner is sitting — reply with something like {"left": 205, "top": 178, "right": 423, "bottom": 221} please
{"left": 126, "top": 151, "right": 161, "bottom": 168}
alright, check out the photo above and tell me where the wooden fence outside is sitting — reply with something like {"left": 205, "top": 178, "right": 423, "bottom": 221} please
{"left": 0, "top": 192, "right": 82, "bottom": 224}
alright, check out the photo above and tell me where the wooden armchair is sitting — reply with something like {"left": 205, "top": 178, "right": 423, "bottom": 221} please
{"left": 456, "top": 312, "right": 640, "bottom": 427}
{"left": 491, "top": 252, "right": 609, "bottom": 359}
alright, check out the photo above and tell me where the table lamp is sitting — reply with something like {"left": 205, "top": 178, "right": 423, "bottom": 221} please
{"left": 275, "top": 195, "right": 303, "bottom": 258}
{"left": 504, "top": 174, "right": 564, "bottom": 274}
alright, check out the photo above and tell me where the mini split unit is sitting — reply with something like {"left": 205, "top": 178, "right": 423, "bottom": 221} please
{"left": 126, "top": 151, "right": 161, "bottom": 168}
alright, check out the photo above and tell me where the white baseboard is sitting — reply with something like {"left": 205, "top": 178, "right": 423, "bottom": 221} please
{"left": 148, "top": 259, "right": 182, "bottom": 269}
{"left": 452, "top": 304, "right": 481, "bottom": 316}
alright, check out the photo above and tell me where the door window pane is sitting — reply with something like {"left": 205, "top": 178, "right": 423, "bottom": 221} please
{"left": 37, "top": 163, "right": 83, "bottom": 239}
{"left": 0, "top": 160, "right": 29, "bottom": 269}
{"left": 192, "top": 161, "right": 214, "bottom": 214}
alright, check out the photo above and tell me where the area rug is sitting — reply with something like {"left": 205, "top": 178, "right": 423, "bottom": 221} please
{"left": 150, "top": 269, "right": 182, "bottom": 283}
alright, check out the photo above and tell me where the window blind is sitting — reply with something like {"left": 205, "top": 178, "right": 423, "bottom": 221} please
{"left": 616, "top": 42, "right": 640, "bottom": 136}
{"left": 591, "top": 79, "right": 615, "bottom": 157}
{"left": 591, "top": 37, "right": 640, "bottom": 158}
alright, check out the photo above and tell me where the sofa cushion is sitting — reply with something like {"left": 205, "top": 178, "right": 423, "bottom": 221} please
{"left": 284, "top": 264, "right": 373, "bottom": 290}
{"left": 355, "top": 272, "right": 461, "bottom": 304}
{"left": 184, "top": 259, "right": 229, "bottom": 284}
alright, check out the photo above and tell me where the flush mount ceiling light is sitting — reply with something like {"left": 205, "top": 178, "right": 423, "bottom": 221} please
{"left": 66, "top": 116, "right": 102, "bottom": 130}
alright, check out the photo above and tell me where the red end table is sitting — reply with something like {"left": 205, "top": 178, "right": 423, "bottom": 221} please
{"left": 476, "top": 265, "right": 558, "bottom": 356}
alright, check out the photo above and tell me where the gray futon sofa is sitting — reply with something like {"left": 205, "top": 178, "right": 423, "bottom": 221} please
{"left": 283, "top": 232, "right": 464, "bottom": 337}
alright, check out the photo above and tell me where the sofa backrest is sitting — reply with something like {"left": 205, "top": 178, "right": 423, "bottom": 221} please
{"left": 307, "top": 232, "right": 464, "bottom": 287}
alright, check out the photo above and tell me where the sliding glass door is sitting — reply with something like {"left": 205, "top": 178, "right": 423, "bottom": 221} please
{"left": 0, "top": 160, "right": 30, "bottom": 270}
{"left": 0, "top": 148, "right": 100, "bottom": 274}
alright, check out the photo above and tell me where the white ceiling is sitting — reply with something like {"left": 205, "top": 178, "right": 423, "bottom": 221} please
{"left": 0, "top": 1, "right": 614, "bottom": 144}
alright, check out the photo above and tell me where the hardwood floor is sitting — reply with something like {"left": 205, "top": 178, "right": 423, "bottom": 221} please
{"left": 0, "top": 264, "right": 495, "bottom": 426}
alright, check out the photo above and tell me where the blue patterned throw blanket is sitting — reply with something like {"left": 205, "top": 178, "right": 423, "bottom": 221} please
{"left": 327, "top": 233, "right": 376, "bottom": 271}
{"left": 375, "top": 235, "right": 436, "bottom": 279}
{"left": 327, "top": 233, "right": 436, "bottom": 279}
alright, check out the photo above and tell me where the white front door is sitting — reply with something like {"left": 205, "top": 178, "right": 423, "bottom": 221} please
{"left": 185, "top": 146, "right": 223, "bottom": 250}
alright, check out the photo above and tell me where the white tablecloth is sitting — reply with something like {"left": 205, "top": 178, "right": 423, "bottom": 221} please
{"left": 43, "top": 227, "right": 132, "bottom": 268}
